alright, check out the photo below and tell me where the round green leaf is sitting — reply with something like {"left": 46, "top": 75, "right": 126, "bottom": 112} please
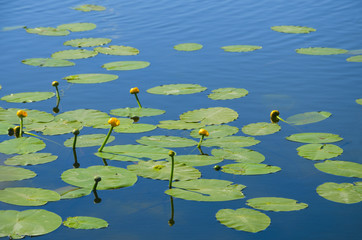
{"left": 110, "top": 107, "right": 165, "bottom": 117}
{"left": 347, "top": 55, "right": 362, "bottom": 62}
{"left": 0, "top": 137, "right": 46, "bottom": 154}
{"left": 26, "top": 119, "right": 83, "bottom": 135}
{"left": 286, "top": 132, "right": 343, "bottom": 143}
{"left": 136, "top": 135, "right": 197, "bottom": 148}
{"left": 1, "top": 92, "right": 54, "bottom": 103}
{"left": 221, "top": 45, "right": 262, "bottom": 52}
{"left": 190, "top": 125, "right": 239, "bottom": 138}
{"left": 165, "top": 179, "right": 245, "bottom": 201}
{"left": 356, "top": 98, "right": 362, "bottom": 105}
{"left": 222, "top": 163, "right": 281, "bottom": 175}
{"left": 271, "top": 25, "right": 316, "bottom": 34}
{"left": 0, "top": 166, "right": 36, "bottom": 182}
{"left": 25, "top": 27, "right": 69, "bottom": 36}
{"left": 0, "top": 122, "right": 14, "bottom": 135}
{"left": 316, "top": 182, "right": 362, "bottom": 204}
{"left": 203, "top": 136, "right": 260, "bottom": 148}
{"left": 51, "top": 49, "right": 98, "bottom": 59}
{"left": 5, "top": 153, "right": 57, "bottom": 166}
{"left": 22, "top": 58, "right": 75, "bottom": 67}
{"left": 64, "top": 38, "right": 111, "bottom": 47}
{"left": 63, "top": 216, "right": 108, "bottom": 229}
{"left": 174, "top": 43, "right": 203, "bottom": 51}
{"left": 113, "top": 123, "right": 156, "bottom": 133}
{"left": 73, "top": 4, "right": 106, "bottom": 12}
{"left": 63, "top": 73, "right": 118, "bottom": 84}
{"left": 286, "top": 111, "right": 331, "bottom": 125}
{"left": 174, "top": 155, "right": 223, "bottom": 167}
{"left": 216, "top": 208, "right": 270, "bottom": 233}
{"left": 242, "top": 122, "right": 281, "bottom": 136}
{"left": 61, "top": 166, "right": 137, "bottom": 190}
{"left": 296, "top": 47, "right": 348, "bottom": 55}
{"left": 297, "top": 144, "right": 343, "bottom": 160}
{"left": 180, "top": 107, "right": 238, "bottom": 125}
{"left": 64, "top": 134, "right": 114, "bottom": 148}
{"left": 103, "top": 144, "right": 171, "bottom": 160}
{"left": 246, "top": 197, "right": 308, "bottom": 211}
{"left": 211, "top": 148, "right": 265, "bottom": 163}
{"left": 147, "top": 84, "right": 207, "bottom": 95}
{"left": 315, "top": 160, "right": 362, "bottom": 178}
{"left": 95, "top": 45, "right": 140, "bottom": 55}
{"left": 0, "top": 209, "right": 62, "bottom": 239}
{"left": 158, "top": 120, "right": 204, "bottom": 130}
{"left": 0, "top": 108, "right": 54, "bottom": 124}
{"left": 208, "top": 87, "right": 248, "bottom": 100}
{"left": 94, "top": 152, "right": 140, "bottom": 162}
{"left": 102, "top": 61, "right": 150, "bottom": 70}
{"left": 57, "top": 23, "right": 96, "bottom": 32}
{"left": 56, "top": 109, "right": 110, "bottom": 127}
{"left": 0, "top": 187, "right": 60, "bottom": 206}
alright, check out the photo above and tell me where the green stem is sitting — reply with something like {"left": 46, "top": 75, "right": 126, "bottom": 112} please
{"left": 168, "top": 155, "right": 175, "bottom": 189}
{"left": 19, "top": 117, "right": 24, "bottom": 137}
{"left": 98, "top": 126, "right": 114, "bottom": 152}
{"left": 72, "top": 134, "right": 78, "bottom": 149}
{"left": 197, "top": 135, "right": 205, "bottom": 148}
{"left": 277, "top": 116, "right": 288, "bottom": 123}
{"left": 55, "top": 86, "right": 60, "bottom": 103}
{"left": 134, "top": 93, "right": 142, "bottom": 108}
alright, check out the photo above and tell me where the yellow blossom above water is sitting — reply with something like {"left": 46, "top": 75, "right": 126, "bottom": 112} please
{"left": 16, "top": 110, "right": 28, "bottom": 118}
{"left": 108, "top": 117, "right": 120, "bottom": 127}
{"left": 270, "top": 110, "right": 280, "bottom": 123}
{"left": 130, "top": 87, "right": 140, "bottom": 94}
{"left": 198, "top": 128, "right": 209, "bottom": 137}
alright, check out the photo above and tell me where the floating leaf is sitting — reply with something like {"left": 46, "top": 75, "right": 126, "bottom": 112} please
{"left": 63, "top": 216, "right": 108, "bottom": 229}
{"left": 165, "top": 179, "right": 245, "bottom": 201}
{"left": 346, "top": 55, "right": 362, "bottom": 62}
{"left": 221, "top": 45, "right": 262, "bottom": 52}
{"left": 0, "top": 166, "right": 36, "bottom": 182}
{"left": 0, "top": 209, "right": 62, "bottom": 239}
{"left": 203, "top": 136, "right": 260, "bottom": 148}
{"left": 56, "top": 109, "right": 110, "bottom": 127}
{"left": 0, "top": 137, "right": 45, "bottom": 154}
{"left": 61, "top": 166, "right": 137, "bottom": 190}
{"left": 5, "top": 153, "right": 57, "bottom": 166}
{"left": 296, "top": 47, "right": 348, "bottom": 55}
{"left": 1, "top": 92, "right": 54, "bottom": 103}
{"left": 103, "top": 144, "right": 171, "bottom": 160}
{"left": 180, "top": 107, "right": 238, "bottom": 125}
{"left": 64, "top": 134, "right": 115, "bottom": 148}
{"left": 246, "top": 197, "right": 308, "bottom": 211}
{"left": 297, "top": 144, "right": 343, "bottom": 160}
{"left": 315, "top": 160, "right": 362, "bottom": 178}
{"left": 174, "top": 43, "right": 203, "bottom": 51}
{"left": 208, "top": 88, "right": 248, "bottom": 100}
{"left": 64, "top": 38, "right": 111, "bottom": 47}
{"left": 110, "top": 107, "right": 165, "bottom": 117}
{"left": 356, "top": 99, "right": 362, "bottom": 105}
{"left": 127, "top": 160, "right": 201, "bottom": 181}
{"left": 26, "top": 119, "right": 83, "bottom": 135}
{"left": 102, "top": 61, "right": 150, "bottom": 70}
{"left": 94, "top": 152, "right": 140, "bottom": 162}
{"left": 216, "top": 208, "right": 270, "bottom": 233}
{"left": 51, "top": 49, "right": 98, "bottom": 59}
{"left": 58, "top": 187, "right": 92, "bottom": 199}
{"left": 286, "top": 111, "right": 331, "bottom": 125}
{"left": 158, "top": 120, "right": 204, "bottom": 130}
{"left": 0, "top": 122, "right": 14, "bottom": 135}
{"left": 271, "top": 25, "right": 316, "bottom": 34}
{"left": 0, "top": 187, "right": 60, "bottom": 206}
{"left": 242, "top": 122, "right": 281, "bottom": 136}
{"left": 114, "top": 123, "right": 156, "bottom": 133}
{"left": 73, "top": 4, "right": 106, "bottom": 12}
{"left": 25, "top": 27, "right": 69, "bottom": 36}
{"left": 211, "top": 148, "right": 265, "bottom": 163}
{"left": 0, "top": 108, "right": 54, "bottom": 124}
{"left": 286, "top": 132, "right": 343, "bottom": 143}
{"left": 22, "top": 58, "right": 75, "bottom": 67}
{"left": 136, "top": 135, "right": 197, "bottom": 148}
{"left": 174, "top": 155, "right": 223, "bottom": 167}
{"left": 63, "top": 73, "right": 118, "bottom": 84}
{"left": 316, "top": 182, "right": 362, "bottom": 204}
{"left": 57, "top": 23, "right": 96, "bottom": 32}
{"left": 147, "top": 84, "right": 207, "bottom": 95}
{"left": 190, "top": 125, "right": 239, "bottom": 138}
{"left": 95, "top": 45, "right": 140, "bottom": 55}
{"left": 222, "top": 163, "right": 281, "bottom": 175}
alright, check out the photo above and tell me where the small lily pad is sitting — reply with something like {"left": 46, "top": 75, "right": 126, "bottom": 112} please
{"left": 136, "top": 135, "right": 197, "bottom": 148}
{"left": 1, "top": 92, "right": 54, "bottom": 103}
{"left": 296, "top": 47, "right": 348, "bottom": 55}
{"left": 51, "top": 49, "right": 98, "bottom": 59}
{"left": 22, "top": 58, "right": 75, "bottom": 67}
{"left": 297, "top": 144, "right": 343, "bottom": 160}
{"left": 103, "top": 144, "right": 171, "bottom": 160}
{"left": 221, "top": 45, "right": 262, "bottom": 52}
{"left": 174, "top": 155, "right": 223, "bottom": 167}
{"left": 95, "top": 45, "right": 140, "bottom": 55}
{"left": 56, "top": 109, "right": 110, "bottom": 127}
{"left": 113, "top": 123, "right": 157, "bottom": 133}
{"left": 110, "top": 107, "right": 165, "bottom": 117}
{"left": 0, "top": 187, "right": 60, "bottom": 206}
{"left": 315, "top": 160, "right": 362, "bottom": 178}
{"left": 174, "top": 43, "right": 203, "bottom": 51}
{"left": 203, "top": 136, "right": 260, "bottom": 148}
{"left": 346, "top": 55, "right": 362, "bottom": 62}
{"left": 211, "top": 148, "right": 265, "bottom": 163}
{"left": 0, "top": 137, "right": 46, "bottom": 154}
{"left": 286, "top": 132, "right": 343, "bottom": 143}
{"left": 57, "top": 23, "right": 96, "bottom": 32}
{"left": 316, "top": 182, "right": 362, "bottom": 204}
{"left": 222, "top": 163, "right": 281, "bottom": 175}
{"left": 73, "top": 4, "right": 106, "bottom": 12}
{"left": 242, "top": 122, "right": 281, "bottom": 136}
{"left": 63, "top": 73, "right": 118, "bottom": 84}
{"left": 0, "top": 166, "right": 36, "bottom": 182}
{"left": 190, "top": 125, "right": 239, "bottom": 138}
{"left": 147, "top": 84, "right": 207, "bottom": 95}
{"left": 5, "top": 153, "right": 57, "bottom": 166}
{"left": 158, "top": 120, "right": 204, "bottom": 130}
{"left": 64, "top": 38, "right": 111, "bottom": 47}
{"left": 246, "top": 197, "right": 308, "bottom": 211}
{"left": 25, "top": 27, "right": 70, "bottom": 36}
{"left": 208, "top": 87, "right": 248, "bottom": 100}
{"left": 271, "top": 25, "right": 316, "bottom": 34}
{"left": 102, "top": 61, "right": 150, "bottom": 70}
{"left": 64, "top": 134, "right": 115, "bottom": 148}
{"left": 63, "top": 216, "right": 108, "bottom": 229}
{"left": 286, "top": 111, "right": 331, "bottom": 125}
{"left": 180, "top": 107, "right": 238, "bottom": 125}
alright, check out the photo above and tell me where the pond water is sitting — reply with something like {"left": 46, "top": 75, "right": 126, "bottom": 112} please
{"left": 0, "top": 0, "right": 361, "bottom": 239}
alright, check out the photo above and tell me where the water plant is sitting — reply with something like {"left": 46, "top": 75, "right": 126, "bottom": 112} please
{"left": 130, "top": 87, "right": 142, "bottom": 108}
{"left": 168, "top": 151, "right": 176, "bottom": 189}
{"left": 98, "top": 117, "right": 120, "bottom": 152}
{"left": 16, "top": 110, "right": 27, "bottom": 137}
{"left": 197, "top": 128, "right": 209, "bottom": 149}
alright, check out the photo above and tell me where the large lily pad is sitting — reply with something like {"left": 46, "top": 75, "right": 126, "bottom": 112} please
{"left": 26, "top": 119, "right": 83, "bottom": 135}
{"left": 57, "top": 23, "right": 96, "bottom": 32}
{"left": 297, "top": 144, "right": 343, "bottom": 160}
{"left": 61, "top": 166, "right": 137, "bottom": 190}
{"left": 0, "top": 187, "right": 60, "bottom": 206}
{"left": 136, "top": 135, "right": 197, "bottom": 148}
{"left": 0, "top": 209, "right": 62, "bottom": 239}
{"left": 316, "top": 182, "right": 362, "bottom": 204}
{"left": 63, "top": 216, "right": 108, "bottom": 229}
{"left": 271, "top": 25, "right": 316, "bottom": 34}
{"left": 286, "top": 111, "right": 331, "bottom": 125}
{"left": 0, "top": 108, "right": 54, "bottom": 124}
{"left": 73, "top": 4, "right": 106, "bottom": 12}
{"left": 296, "top": 47, "right": 348, "bottom": 55}
{"left": 51, "top": 49, "right": 98, "bottom": 59}
{"left": 5, "top": 153, "right": 57, "bottom": 166}
{"left": 286, "top": 132, "right": 343, "bottom": 143}
{"left": 216, "top": 208, "right": 270, "bottom": 233}
{"left": 147, "top": 84, "right": 207, "bottom": 95}
{"left": 203, "top": 136, "right": 260, "bottom": 148}
{"left": 158, "top": 120, "right": 204, "bottom": 130}
{"left": 222, "top": 163, "right": 281, "bottom": 175}
{"left": 1, "top": 92, "right": 54, "bottom": 103}
{"left": 25, "top": 27, "right": 69, "bottom": 36}
{"left": 95, "top": 152, "right": 140, "bottom": 162}
{"left": 174, "top": 43, "right": 203, "bottom": 51}
{"left": 208, "top": 87, "right": 248, "bottom": 100}
{"left": 221, "top": 45, "right": 262, "bottom": 52}
{"left": 0, "top": 137, "right": 46, "bottom": 154}
{"left": 211, "top": 148, "right": 265, "bottom": 163}
{"left": 315, "top": 160, "right": 362, "bottom": 178}
{"left": 63, "top": 73, "right": 118, "bottom": 84}
{"left": 0, "top": 166, "right": 36, "bottom": 182}
{"left": 22, "top": 58, "right": 75, "bottom": 67}
{"left": 242, "top": 122, "right": 281, "bottom": 136}
{"left": 246, "top": 197, "right": 308, "bottom": 211}
{"left": 64, "top": 38, "right": 111, "bottom": 47}
{"left": 110, "top": 107, "right": 165, "bottom": 117}
{"left": 95, "top": 45, "right": 140, "bottom": 55}
{"left": 165, "top": 179, "right": 245, "bottom": 201}
{"left": 64, "top": 134, "right": 115, "bottom": 148}
{"left": 180, "top": 107, "right": 238, "bottom": 125}
{"left": 190, "top": 125, "right": 239, "bottom": 138}
{"left": 347, "top": 55, "right": 362, "bottom": 62}
{"left": 102, "top": 61, "right": 150, "bottom": 70}
{"left": 56, "top": 109, "right": 110, "bottom": 127}
{"left": 174, "top": 155, "right": 223, "bottom": 167}
{"left": 103, "top": 144, "right": 171, "bottom": 160}
{"left": 113, "top": 123, "right": 156, "bottom": 133}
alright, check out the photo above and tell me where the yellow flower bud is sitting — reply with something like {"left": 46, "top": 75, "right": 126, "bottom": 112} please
{"left": 198, "top": 128, "right": 209, "bottom": 137}
{"left": 52, "top": 81, "right": 59, "bottom": 87}
{"left": 168, "top": 150, "right": 176, "bottom": 157}
{"left": 108, "top": 117, "right": 120, "bottom": 127}
{"left": 16, "top": 110, "right": 27, "bottom": 118}
{"left": 270, "top": 110, "right": 280, "bottom": 123}
{"left": 130, "top": 87, "right": 140, "bottom": 94}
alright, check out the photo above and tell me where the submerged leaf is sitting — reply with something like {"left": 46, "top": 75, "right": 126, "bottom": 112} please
{"left": 25, "top": 27, "right": 69, "bottom": 36}
{"left": 136, "top": 135, "right": 197, "bottom": 148}
{"left": 64, "top": 38, "right": 111, "bottom": 47}
{"left": 221, "top": 45, "right": 262, "bottom": 52}
{"left": 297, "top": 144, "right": 343, "bottom": 160}
{"left": 174, "top": 43, "right": 203, "bottom": 51}
{"left": 203, "top": 136, "right": 260, "bottom": 148}
{"left": 102, "top": 61, "right": 150, "bottom": 70}
{"left": 222, "top": 163, "right": 281, "bottom": 175}
{"left": 63, "top": 216, "right": 108, "bottom": 229}
{"left": 63, "top": 73, "right": 118, "bottom": 84}
{"left": 286, "top": 132, "right": 343, "bottom": 143}
{"left": 95, "top": 45, "right": 140, "bottom": 55}
{"left": 64, "top": 134, "right": 115, "bottom": 148}
{"left": 110, "top": 107, "right": 165, "bottom": 117}
{"left": 296, "top": 47, "right": 348, "bottom": 55}
{"left": 211, "top": 148, "right": 265, "bottom": 163}
{"left": 316, "top": 182, "right": 362, "bottom": 204}
{"left": 208, "top": 87, "right": 248, "bottom": 100}
{"left": 0, "top": 166, "right": 36, "bottom": 182}
{"left": 315, "top": 160, "right": 362, "bottom": 178}
{"left": 22, "top": 58, "right": 75, "bottom": 67}
{"left": 5, "top": 153, "right": 57, "bottom": 166}
{"left": 0, "top": 137, "right": 45, "bottom": 154}
{"left": 180, "top": 107, "right": 238, "bottom": 125}
{"left": 57, "top": 23, "right": 96, "bottom": 32}
{"left": 147, "top": 84, "right": 207, "bottom": 95}
{"left": 1, "top": 92, "right": 54, "bottom": 103}
{"left": 51, "top": 49, "right": 98, "bottom": 59}
{"left": 286, "top": 111, "right": 331, "bottom": 125}
{"left": 246, "top": 197, "right": 308, "bottom": 211}
{"left": 271, "top": 25, "right": 316, "bottom": 34}
{"left": 242, "top": 122, "right": 281, "bottom": 136}
{"left": 0, "top": 187, "right": 60, "bottom": 206}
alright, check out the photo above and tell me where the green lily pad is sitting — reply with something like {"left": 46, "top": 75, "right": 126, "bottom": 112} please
{"left": 356, "top": 99, "right": 362, "bottom": 105}
{"left": 296, "top": 47, "right": 348, "bottom": 55}
{"left": 286, "top": 111, "right": 331, "bottom": 125}
{"left": 286, "top": 132, "right": 343, "bottom": 143}
{"left": 64, "top": 134, "right": 115, "bottom": 148}
{"left": 5, "top": 153, "right": 57, "bottom": 166}
{"left": 316, "top": 182, "right": 362, "bottom": 204}
{"left": 222, "top": 163, "right": 281, "bottom": 175}
{"left": 110, "top": 107, "right": 165, "bottom": 117}
{"left": 208, "top": 87, "right": 248, "bottom": 100}
{"left": 26, "top": 119, "right": 83, "bottom": 135}
{"left": 297, "top": 144, "right": 343, "bottom": 160}
{"left": 203, "top": 136, "right": 260, "bottom": 148}
{"left": 94, "top": 152, "right": 140, "bottom": 162}
{"left": 216, "top": 208, "right": 270, "bottom": 233}
{"left": 0, "top": 209, "right": 62, "bottom": 239}
{"left": 57, "top": 23, "right": 96, "bottom": 32}
{"left": 22, "top": 58, "right": 75, "bottom": 67}
{"left": 63, "top": 216, "right": 108, "bottom": 229}
{"left": 1, "top": 92, "right": 55, "bottom": 103}
{"left": 165, "top": 179, "right": 245, "bottom": 201}
{"left": 271, "top": 25, "right": 316, "bottom": 34}
{"left": 190, "top": 125, "right": 239, "bottom": 138}
{"left": 103, "top": 144, "right": 171, "bottom": 160}
{"left": 246, "top": 197, "right": 308, "bottom": 211}
{"left": 56, "top": 109, "right": 110, "bottom": 127}
{"left": 51, "top": 49, "right": 98, "bottom": 59}
{"left": 25, "top": 27, "right": 70, "bottom": 36}
{"left": 221, "top": 45, "right": 262, "bottom": 52}
{"left": 57, "top": 186, "right": 92, "bottom": 199}
{"left": 211, "top": 148, "right": 265, "bottom": 163}
{"left": 127, "top": 160, "right": 201, "bottom": 181}
{"left": 174, "top": 43, "right": 203, "bottom": 51}
{"left": 347, "top": 55, "right": 362, "bottom": 62}
{"left": 242, "top": 122, "right": 281, "bottom": 136}
{"left": 114, "top": 123, "right": 156, "bottom": 133}
{"left": 61, "top": 166, "right": 137, "bottom": 190}
{"left": 136, "top": 135, "right": 197, "bottom": 148}
{"left": 147, "top": 84, "right": 207, "bottom": 95}
{"left": 0, "top": 187, "right": 60, "bottom": 206}
{"left": 0, "top": 108, "right": 54, "bottom": 124}
{"left": 180, "top": 107, "right": 238, "bottom": 125}
{"left": 174, "top": 155, "right": 223, "bottom": 167}
{"left": 102, "top": 61, "right": 150, "bottom": 70}
{"left": 63, "top": 73, "right": 118, "bottom": 84}
{"left": 0, "top": 122, "right": 14, "bottom": 135}
{"left": 73, "top": 4, "right": 106, "bottom": 12}
{"left": 158, "top": 120, "right": 204, "bottom": 130}
{"left": 64, "top": 38, "right": 111, "bottom": 47}
{"left": 0, "top": 137, "right": 46, "bottom": 154}
{"left": 0, "top": 166, "right": 36, "bottom": 182}
{"left": 95, "top": 45, "right": 140, "bottom": 55}
{"left": 315, "top": 160, "right": 362, "bottom": 178}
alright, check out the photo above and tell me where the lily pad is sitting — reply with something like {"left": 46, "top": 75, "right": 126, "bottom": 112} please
{"left": 180, "top": 107, "right": 238, "bottom": 125}
{"left": 242, "top": 122, "right": 281, "bottom": 136}
{"left": 208, "top": 87, "right": 248, "bottom": 100}
{"left": 316, "top": 182, "right": 362, "bottom": 204}
{"left": 5, "top": 153, "right": 57, "bottom": 166}
{"left": 57, "top": 23, "right": 96, "bottom": 32}
{"left": 103, "top": 144, "right": 171, "bottom": 160}
{"left": 190, "top": 125, "right": 239, "bottom": 138}
{"left": 271, "top": 25, "right": 316, "bottom": 34}
{"left": 356, "top": 99, "right": 362, "bottom": 105}
{"left": 61, "top": 165, "right": 137, "bottom": 190}
{"left": 222, "top": 163, "right": 281, "bottom": 175}
{"left": 51, "top": 49, "right": 98, "bottom": 59}
{"left": 22, "top": 58, "right": 75, "bottom": 67}
{"left": 113, "top": 123, "right": 157, "bottom": 133}
{"left": 165, "top": 179, "right": 245, "bottom": 201}
{"left": 0, "top": 137, "right": 46, "bottom": 154}
{"left": 26, "top": 119, "right": 83, "bottom": 135}
{"left": 296, "top": 47, "right": 348, "bottom": 55}
{"left": 110, "top": 107, "right": 165, "bottom": 117}
{"left": 64, "top": 134, "right": 115, "bottom": 148}
{"left": 0, "top": 166, "right": 36, "bottom": 182}
{"left": 346, "top": 55, "right": 362, "bottom": 62}
{"left": 286, "top": 111, "right": 331, "bottom": 125}
{"left": 102, "top": 61, "right": 150, "bottom": 70}
{"left": 158, "top": 120, "right": 204, "bottom": 130}
{"left": 246, "top": 197, "right": 308, "bottom": 211}
{"left": 174, "top": 43, "right": 203, "bottom": 51}
{"left": 64, "top": 38, "right": 111, "bottom": 47}
{"left": 0, "top": 108, "right": 54, "bottom": 124}
{"left": 147, "top": 84, "right": 207, "bottom": 95}
{"left": 57, "top": 186, "right": 92, "bottom": 199}
{"left": 216, "top": 208, "right": 270, "bottom": 233}
{"left": 56, "top": 109, "right": 110, "bottom": 127}
{"left": 286, "top": 132, "right": 343, "bottom": 143}
{"left": 174, "top": 155, "right": 223, "bottom": 167}
{"left": 73, "top": 4, "right": 106, "bottom": 12}
{"left": 315, "top": 160, "right": 362, "bottom": 178}
{"left": 221, "top": 45, "right": 262, "bottom": 52}
{"left": 297, "top": 144, "right": 343, "bottom": 160}
{"left": 203, "top": 136, "right": 260, "bottom": 148}
{"left": 0, "top": 187, "right": 60, "bottom": 206}
{"left": 63, "top": 73, "right": 118, "bottom": 84}
{"left": 25, "top": 27, "right": 70, "bottom": 36}
{"left": 95, "top": 45, "right": 140, "bottom": 55}
{"left": 127, "top": 160, "right": 201, "bottom": 181}
{"left": 211, "top": 148, "right": 265, "bottom": 163}
{"left": 95, "top": 152, "right": 140, "bottom": 162}
{"left": 136, "top": 135, "right": 197, "bottom": 148}
{"left": 63, "top": 216, "right": 108, "bottom": 229}
{"left": 1, "top": 92, "right": 54, "bottom": 103}
{"left": 0, "top": 209, "right": 62, "bottom": 239}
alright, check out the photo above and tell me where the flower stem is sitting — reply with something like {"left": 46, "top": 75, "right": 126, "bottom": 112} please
{"left": 19, "top": 117, "right": 24, "bottom": 137}
{"left": 168, "top": 154, "right": 175, "bottom": 189}
{"left": 98, "top": 126, "right": 114, "bottom": 152}
{"left": 55, "top": 86, "right": 60, "bottom": 103}
{"left": 134, "top": 93, "right": 142, "bottom": 108}
{"left": 73, "top": 134, "right": 78, "bottom": 149}
{"left": 197, "top": 135, "right": 205, "bottom": 148}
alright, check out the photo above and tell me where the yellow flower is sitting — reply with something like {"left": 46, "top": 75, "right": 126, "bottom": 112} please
{"left": 168, "top": 150, "right": 176, "bottom": 157}
{"left": 130, "top": 87, "right": 140, "bottom": 94}
{"left": 108, "top": 117, "right": 120, "bottom": 127}
{"left": 270, "top": 110, "right": 280, "bottom": 123}
{"left": 198, "top": 128, "right": 209, "bottom": 137}
{"left": 16, "top": 110, "right": 28, "bottom": 118}
{"left": 52, "top": 81, "right": 59, "bottom": 87}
